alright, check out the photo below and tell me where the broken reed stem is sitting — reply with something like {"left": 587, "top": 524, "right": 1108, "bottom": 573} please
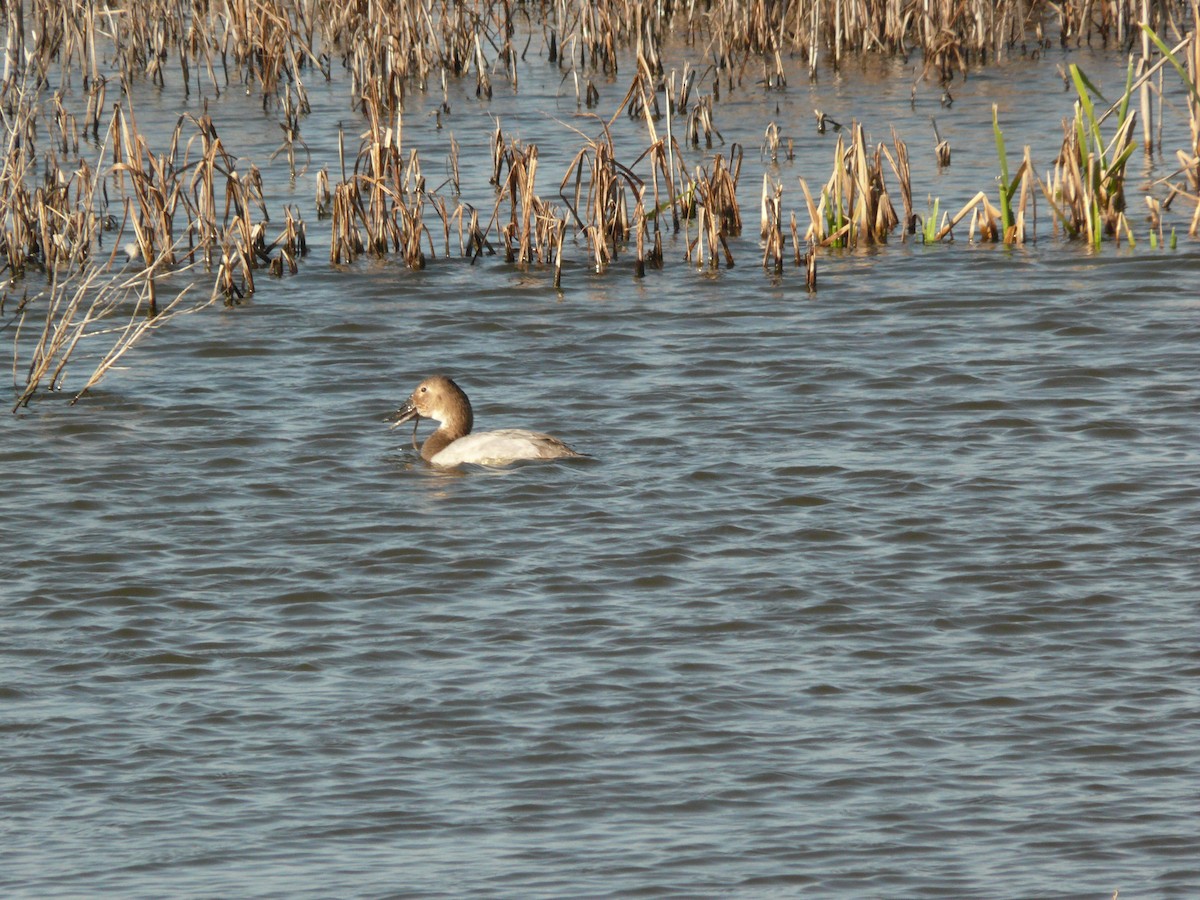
{"left": 12, "top": 237, "right": 211, "bottom": 410}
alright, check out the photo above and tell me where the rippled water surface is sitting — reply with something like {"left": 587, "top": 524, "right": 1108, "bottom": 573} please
{"left": 3, "top": 35, "right": 1200, "bottom": 899}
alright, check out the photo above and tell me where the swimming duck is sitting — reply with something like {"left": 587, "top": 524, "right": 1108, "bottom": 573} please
{"left": 389, "top": 375, "right": 584, "bottom": 466}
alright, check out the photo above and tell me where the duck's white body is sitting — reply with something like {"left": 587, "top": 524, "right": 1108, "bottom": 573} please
{"left": 424, "top": 428, "right": 580, "bottom": 466}
{"left": 389, "top": 375, "right": 584, "bottom": 467}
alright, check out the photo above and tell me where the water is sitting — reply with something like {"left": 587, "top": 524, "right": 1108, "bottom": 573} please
{"left": 3, "top": 33, "right": 1200, "bottom": 899}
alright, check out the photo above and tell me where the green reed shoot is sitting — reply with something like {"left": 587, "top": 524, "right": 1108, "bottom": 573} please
{"left": 992, "top": 105, "right": 1016, "bottom": 240}
{"left": 822, "top": 183, "right": 848, "bottom": 248}
{"left": 921, "top": 198, "right": 940, "bottom": 244}
{"left": 1037, "top": 63, "right": 1139, "bottom": 246}
{"left": 1072, "top": 62, "right": 1138, "bottom": 191}
{"left": 1140, "top": 23, "right": 1200, "bottom": 107}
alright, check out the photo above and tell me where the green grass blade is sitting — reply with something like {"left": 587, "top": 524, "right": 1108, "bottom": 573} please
{"left": 1070, "top": 64, "right": 1108, "bottom": 105}
{"left": 1141, "top": 23, "right": 1200, "bottom": 106}
{"left": 993, "top": 104, "right": 1013, "bottom": 232}
{"left": 1117, "top": 57, "right": 1135, "bottom": 126}
{"left": 1070, "top": 64, "right": 1103, "bottom": 161}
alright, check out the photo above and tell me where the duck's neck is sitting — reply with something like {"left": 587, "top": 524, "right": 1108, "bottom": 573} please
{"left": 420, "top": 408, "right": 473, "bottom": 461}
{"left": 420, "top": 428, "right": 455, "bottom": 461}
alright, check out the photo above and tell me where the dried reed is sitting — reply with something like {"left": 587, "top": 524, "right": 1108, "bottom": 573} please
{"left": 560, "top": 124, "right": 641, "bottom": 272}
{"left": 7, "top": 0, "right": 1200, "bottom": 409}
{"left": 799, "top": 124, "right": 899, "bottom": 248}
{"left": 1041, "top": 65, "right": 1138, "bottom": 246}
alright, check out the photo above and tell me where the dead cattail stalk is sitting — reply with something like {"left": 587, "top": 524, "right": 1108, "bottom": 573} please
{"left": 882, "top": 129, "right": 915, "bottom": 236}
{"left": 761, "top": 178, "right": 784, "bottom": 274}
{"left": 553, "top": 217, "right": 566, "bottom": 288}
{"left": 932, "top": 118, "right": 951, "bottom": 167}
{"left": 933, "top": 191, "right": 1000, "bottom": 242}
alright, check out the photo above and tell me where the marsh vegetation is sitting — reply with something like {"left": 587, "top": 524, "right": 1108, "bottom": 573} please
{"left": 3, "top": 0, "right": 1200, "bottom": 406}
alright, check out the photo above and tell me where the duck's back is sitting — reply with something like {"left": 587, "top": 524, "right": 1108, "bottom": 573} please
{"left": 431, "top": 429, "right": 584, "bottom": 466}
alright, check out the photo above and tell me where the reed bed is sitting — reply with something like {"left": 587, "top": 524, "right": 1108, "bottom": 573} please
{"left": 491, "top": 137, "right": 568, "bottom": 275}
{"left": 560, "top": 126, "right": 637, "bottom": 272}
{"left": 5, "top": 0, "right": 1200, "bottom": 407}
{"left": 4, "top": 1, "right": 1192, "bottom": 106}
{"left": 541, "top": 0, "right": 1191, "bottom": 85}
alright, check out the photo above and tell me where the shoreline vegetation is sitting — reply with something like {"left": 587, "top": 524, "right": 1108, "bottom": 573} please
{"left": 3, "top": 0, "right": 1200, "bottom": 408}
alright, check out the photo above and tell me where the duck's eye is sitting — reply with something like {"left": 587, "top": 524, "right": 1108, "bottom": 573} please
{"left": 420, "top": 386, "right": 427, "bottom": 393}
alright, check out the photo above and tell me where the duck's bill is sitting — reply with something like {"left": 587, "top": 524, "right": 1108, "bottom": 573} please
{"left": 388, "top": 401, "right": 420, "bottom": 429}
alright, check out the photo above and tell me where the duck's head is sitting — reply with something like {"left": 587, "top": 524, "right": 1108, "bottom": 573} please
{"left": 388, "top": 375, "right": 473, "bottom": 432}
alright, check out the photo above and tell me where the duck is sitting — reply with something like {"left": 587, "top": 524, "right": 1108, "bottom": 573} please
{"left": 388, "top": 375, "right": 585, "bottom": 466}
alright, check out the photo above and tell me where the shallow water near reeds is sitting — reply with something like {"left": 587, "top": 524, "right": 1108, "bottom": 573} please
{"left": 4, "top": 41, "right": 1200, "bottom": 899}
